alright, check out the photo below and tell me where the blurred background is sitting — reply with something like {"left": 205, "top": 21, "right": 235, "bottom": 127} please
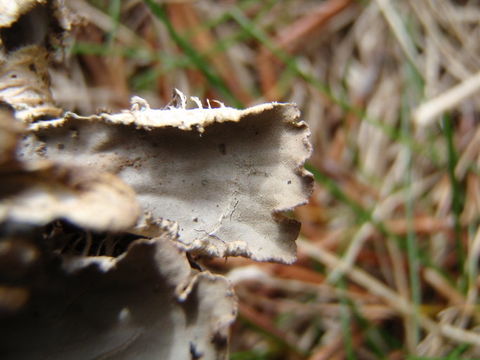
{"left": 55, "top": 0, "right": 480, "bottom": 358}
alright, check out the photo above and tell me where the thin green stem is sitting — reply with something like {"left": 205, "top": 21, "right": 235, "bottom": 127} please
{"left": 228, "top": 7, "right": 443, "bottom": 167}
{"left": 402, "top": 63, "right": 421, "bottom": 348}
{"left": 442, "top": 114, "right": 466, "bottom": 293}
{"left": 144, "top": 0, "right": 243, "bottom": 107}
{"left": 106, "top": 0, "right": 121, "bottom": 46}
{"left": 236, "top": 314, "right": 308, "bottom": 358}
{"left": 339, "top": 279, "right": 356, "bottom": 360}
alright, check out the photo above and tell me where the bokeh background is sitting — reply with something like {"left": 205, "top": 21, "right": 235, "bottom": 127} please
{"left": 54, "top": 1, "right": 480, "bottom": 358}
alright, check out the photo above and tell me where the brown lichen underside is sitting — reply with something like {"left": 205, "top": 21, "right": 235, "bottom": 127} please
{"left": 0, "top": 238, "right": 236, "bottom": 360}
{"left": 0, "top": 163, "right": 140, "bottom": 232}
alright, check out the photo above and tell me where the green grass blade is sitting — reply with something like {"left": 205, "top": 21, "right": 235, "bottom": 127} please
{"left": 228, "top": 6, "right": 443, "bottom": 168}
{"left": 442, "top": 114, "right": 467, "bottom": 293}
{"left": 143, "top": 0, "right": 243, "bottom": 107}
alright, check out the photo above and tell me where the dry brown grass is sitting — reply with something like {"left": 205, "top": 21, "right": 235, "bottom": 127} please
{"left": 53, "top": 0, "right": 480, "bottom": 358}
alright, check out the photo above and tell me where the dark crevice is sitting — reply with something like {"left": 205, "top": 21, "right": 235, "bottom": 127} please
{"left": 0, "top": 4, "right": 51, "bottom": 52}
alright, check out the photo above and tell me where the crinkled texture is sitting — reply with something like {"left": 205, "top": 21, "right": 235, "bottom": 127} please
{"left": 0, "top": 46, "right": 62, "bottom": 122}
{"left": 0, "top": 1, "right": 64, "bottom": 122}
{"left": 0, "top": 238, "right": 237, "bottom": 360}
{"left": 0, "top": 162, "right": 140, "bottom": 232}
{"left": 0, "top": 47, "right": 137, "bottom": 232}
{"left": 22, "top": 99, "right": 313, "bottom": 263}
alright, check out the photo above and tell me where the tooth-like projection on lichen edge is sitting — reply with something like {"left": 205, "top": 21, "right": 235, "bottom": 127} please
{"left": 21, "top": 97, "right": 313, "bottom": 263}
{"left": 0, "top": 237, "right": 237, "bottom": 360}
